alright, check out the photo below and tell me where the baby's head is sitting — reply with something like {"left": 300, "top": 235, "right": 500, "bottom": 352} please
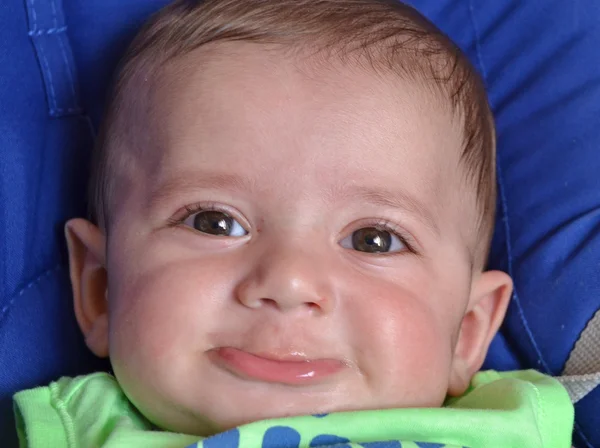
{"left": 66, "top": 0, "right": 513, "bottom": 436}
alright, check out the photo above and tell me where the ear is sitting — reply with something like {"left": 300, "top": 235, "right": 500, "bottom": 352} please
{"left": 448, "top": 270, "right": 513, "bottom": 396}
{"left": 65, "top": 218, "right": 109, "bottom": 358}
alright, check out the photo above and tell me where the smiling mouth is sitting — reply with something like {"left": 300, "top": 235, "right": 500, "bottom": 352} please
{"left": 208, "top": 347, "right": 346, "bottom": 385}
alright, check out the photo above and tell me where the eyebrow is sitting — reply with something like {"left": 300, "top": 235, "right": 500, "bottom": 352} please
{"left": 329, "top": 184, "right": 440, "bottom": 237}
{"left": 147, "top": 171, "right": 257, "bottom": 209}
{"left": 148, "top": 170, "right": 439, "bottom": 236}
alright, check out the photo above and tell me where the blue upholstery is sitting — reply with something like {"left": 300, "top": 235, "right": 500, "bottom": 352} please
{"left": 0, "top": 1, "right": 598, "bottom": 447}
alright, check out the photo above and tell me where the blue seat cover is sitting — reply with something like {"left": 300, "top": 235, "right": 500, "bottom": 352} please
{"left": 1, "top": 1, "right": 598, "bottom": 446}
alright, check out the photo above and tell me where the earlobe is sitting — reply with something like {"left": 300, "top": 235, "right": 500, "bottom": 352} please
{"left": 448, "top": 270, "right": 513, "bottom": 396}
{"left": 65, "top": 218, "right": 109, "bottom": 358}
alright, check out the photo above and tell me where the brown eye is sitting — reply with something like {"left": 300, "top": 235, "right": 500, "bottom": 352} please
{"left": 186, "top": 210, "right": 248, "bottom": 237}
{"left": 340, "top": 226, "right": 406, "bottom": 254}
{"left": 352, "top": 227, "right": 391, "bottom": 253}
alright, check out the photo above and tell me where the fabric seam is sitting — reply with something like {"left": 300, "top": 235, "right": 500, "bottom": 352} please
{"left": 0, "top": 264, "right": 64, "bottom": 328}
{"left": 49, "top": 381, "right": 78, "bottom": 448}
{"left": 25, "top": 0, "right": 82, "bottom": 115}
{"left": 467, "top": 0, "right": 550, "bottom": 374}
{"left": 50, "top": 0, "right": 77, "bottom": 103}
{"left": 529, "top": 382, "right": 548, "bottom": 448}
{"left": 28, "top": 0, "right": 58, "bottom": 113}
{"left": 574, "top": 420, "right": 593, "bottom": 448}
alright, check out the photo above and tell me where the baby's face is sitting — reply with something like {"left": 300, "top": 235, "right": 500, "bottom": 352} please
{"left": 94, "top": 43, "right": 505, "bottom": 435}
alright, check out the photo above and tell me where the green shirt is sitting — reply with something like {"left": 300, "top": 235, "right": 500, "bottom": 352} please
{"left": 13, "top": 369, "right": 574, "bottom": 448}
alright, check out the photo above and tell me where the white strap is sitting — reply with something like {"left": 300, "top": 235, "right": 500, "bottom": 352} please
{"left": 563, "top": 308, "right": 600, "bottom": 376}
{"left": 556, "top": 372, "right": 600, "bottom": 403}
{"left": 559, "top": 307, "right": 600, "bottom": 403}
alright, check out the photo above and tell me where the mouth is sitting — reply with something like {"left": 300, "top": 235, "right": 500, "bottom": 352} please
{"left": 208, "top": 347, "right": 346, "bottom": 386}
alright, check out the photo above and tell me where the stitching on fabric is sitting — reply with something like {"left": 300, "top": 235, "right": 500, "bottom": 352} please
{"left": 27, "top": 0, "right": 81, "bottom": 115}
{"left": 467, "top": 0, "right": 550, "bottom": 373}
{"left": 574, "top": 421, "right": 594, "bottom": 448}
{"left": 49, "top": 381, "right": 78, "bottom": 447}
{"left": 28, "top": 0, "right": 38, "bottom": 32}
{"left": 497, "top": 164, "right": 550, "bottom": 372}
{"left": 57, "top": 34, "right": 77, "bottom": 100}
{"left": 0, "top": 264, "right": 64, "bottom": 327}
{"left": 528, "top": 383, "right": 547, "bottom": 447}
{"left": 28, "top": 26, "right": 66, "bottom": 36}
{"left": 37, "top": 41, "right": 58, "bottom": 114}
{"left": 48, "top": 0, "right": 77, "bottom": 102}
{"left": 28, "top": 0, "right": 58, "bottom": 113}
{"left": 49, "top": 0, "right": 59, "bottom": 28}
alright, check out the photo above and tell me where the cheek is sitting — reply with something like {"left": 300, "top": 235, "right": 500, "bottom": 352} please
{"left": 343, "top": 274, "right": 457, "bottom": 406}
{"left": 106, "top": 248, "right": 239, "bottom": 375}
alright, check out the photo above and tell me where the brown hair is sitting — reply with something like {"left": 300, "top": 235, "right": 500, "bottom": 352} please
{"left": 91, "top": 0, "right": 496, "bottom": 267}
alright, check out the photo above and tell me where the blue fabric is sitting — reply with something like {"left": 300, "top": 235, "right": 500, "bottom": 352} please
{"left": 0, "top": 1, "right": 598, "bottom": 447}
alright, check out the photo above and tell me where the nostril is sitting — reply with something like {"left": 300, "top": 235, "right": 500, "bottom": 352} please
{"left": 306, "top": 302, "right": 321, "bottom": 312}
{"left": 260, "top": 298, "right": 279, "bottom": 308}
{"left": 259, "top": 298, "right": 324, "bottom": 312}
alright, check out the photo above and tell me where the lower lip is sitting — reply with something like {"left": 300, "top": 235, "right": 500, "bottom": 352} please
{"left": 211, "top": 347, "right": 345, "bottom": 385}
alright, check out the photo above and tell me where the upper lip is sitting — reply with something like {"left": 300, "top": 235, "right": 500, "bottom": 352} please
{"left": 250, "top": 351, "right": 314, "bottom": 362}
{"left": 208, "top": 328, "right": 346, "bottom": 363}
{"left": 210, "top": 345, "right": 349, "bottom": 365}
{"left": 219, "top": 348, "right": 337, "bottom": 363}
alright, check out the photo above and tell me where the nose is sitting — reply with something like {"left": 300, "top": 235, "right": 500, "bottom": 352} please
{"left": 235, "top": 242, "right": 334, "bottom": 314}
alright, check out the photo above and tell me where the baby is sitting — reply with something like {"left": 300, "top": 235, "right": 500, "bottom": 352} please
{"left": 14, "top": 0, "right": 574, "bottom": 447}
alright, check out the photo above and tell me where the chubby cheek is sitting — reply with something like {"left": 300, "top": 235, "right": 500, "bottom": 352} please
{"left": 345, "top": 277, "right": 456, "bottom": 408}
{"left": 106, "top": 242, "right": 238, "bottom": 402}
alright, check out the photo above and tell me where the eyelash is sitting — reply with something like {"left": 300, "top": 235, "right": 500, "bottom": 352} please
{"left": 166, "top": 203, "right": 224, "bottom": 227}
{"left": 167, "top": 204, "right": 418, "bottom": 254}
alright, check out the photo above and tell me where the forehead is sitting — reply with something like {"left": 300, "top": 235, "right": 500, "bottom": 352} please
{"left": 152, "top": 44, "right": 460, "bottom": 172}
{"left": 130, "top": 41, "right": 470, "bottom": 230}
